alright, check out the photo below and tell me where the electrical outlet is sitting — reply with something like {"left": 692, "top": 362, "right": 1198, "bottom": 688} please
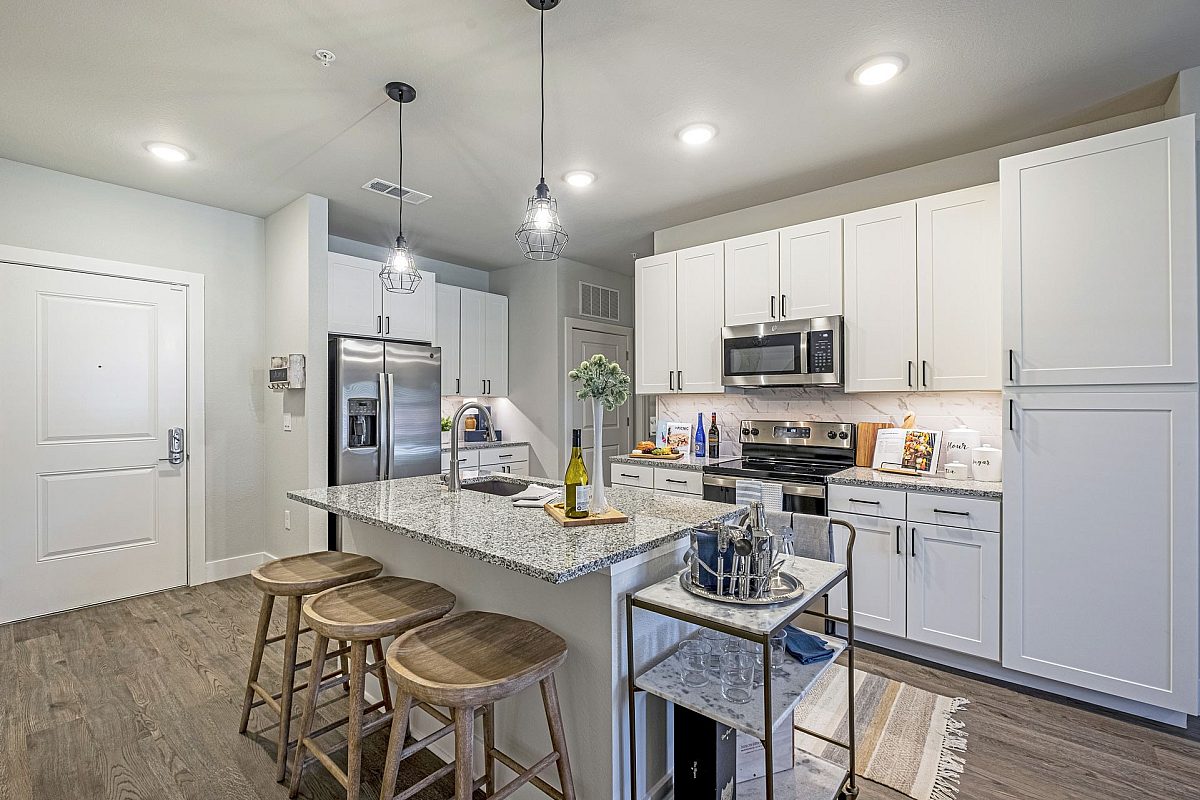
{"left": 284, "top": 509, "right": 291, "bottom": 530}
{"left": 283, "top": 412, "right": 292, "bottom": 432}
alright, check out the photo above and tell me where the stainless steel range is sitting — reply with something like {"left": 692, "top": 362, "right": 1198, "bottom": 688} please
{"left": 702, "top": 420, "right": 856, "bottom": 514}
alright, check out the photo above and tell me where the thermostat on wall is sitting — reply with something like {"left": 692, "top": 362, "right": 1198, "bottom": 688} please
{"left": 269, "top": 354, "right": 306, "bottom": 390}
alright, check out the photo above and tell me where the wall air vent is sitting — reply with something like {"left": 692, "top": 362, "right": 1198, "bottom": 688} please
{"left": 362, "top": 178, "right": 432, "bottom": 205}
{"left": 580, "top": 282, "right": 620, "bottom": 322}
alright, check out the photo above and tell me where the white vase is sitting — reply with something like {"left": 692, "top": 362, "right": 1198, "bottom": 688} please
{"left": 591, "top": 396, "right": 609, "bottom": 513}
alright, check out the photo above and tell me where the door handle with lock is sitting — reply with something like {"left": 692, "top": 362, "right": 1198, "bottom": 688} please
{"left": 159, "top": 427, "right": 185, "bottom": 466}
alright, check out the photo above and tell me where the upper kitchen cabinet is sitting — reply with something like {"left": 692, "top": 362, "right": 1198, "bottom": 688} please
{"left": 916, "top": 184, "right": 1001, "bottom": 391}
{"left": 778, "top": 217, "right": 843, "bottom": 319}
{"left": 723, "top": 231, "right": 780, "bottom": 326}
{"left": 634, "top": 248, "right": 723, "bottom": 394}
{"left": 328, "top": 252, "right": 436, "bottom": 342}
{"left": 1001, "top": 115, "right": 1197, "bottom": 387}
{"left": 436, "top": 286, "right": 509, "bottom": 397}
{"left": 843, "top": 201, "right": 919, "bottom": 392}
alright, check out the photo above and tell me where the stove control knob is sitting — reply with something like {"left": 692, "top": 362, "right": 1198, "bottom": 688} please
{"left": 750, "top": 428, "right": 760, "bottom": 436}
{"left": 741, "top": 427, "right": 751, "bottom": 436}
{"left": 826, "top": 430, "right": 838, "bottom": 440}
{"left": 838, "top": 431, "right": 849, "bottom": 440}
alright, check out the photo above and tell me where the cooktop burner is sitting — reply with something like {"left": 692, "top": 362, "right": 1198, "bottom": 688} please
{"left": 704, "top": 458, "right": 847, "bottom": 483}
{"left": 702, "top": 419, "right": 856, "bottom": 484}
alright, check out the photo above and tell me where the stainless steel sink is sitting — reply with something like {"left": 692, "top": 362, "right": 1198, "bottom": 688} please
{"left": 461, "top": 479, "right": 530, "bottom": 497}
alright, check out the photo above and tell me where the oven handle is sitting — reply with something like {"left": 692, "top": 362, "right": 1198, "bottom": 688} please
{"left": 701, "top": 473, "right": 826, "bottom": 498}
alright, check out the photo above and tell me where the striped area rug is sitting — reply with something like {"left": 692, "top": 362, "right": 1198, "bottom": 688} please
{"left": 793, "top": 664, "right": 970, "bottom": 800}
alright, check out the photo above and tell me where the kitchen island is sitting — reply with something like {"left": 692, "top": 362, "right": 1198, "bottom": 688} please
{"left": 289, "top": 473, "right": 743, "bottom": 800}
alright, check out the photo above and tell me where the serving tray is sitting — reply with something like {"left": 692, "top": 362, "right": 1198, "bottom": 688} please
{"left": 678, "top": 569, "right": 806, "bottom": 606}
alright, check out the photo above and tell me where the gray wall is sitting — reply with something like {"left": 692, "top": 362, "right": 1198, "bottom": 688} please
{"left": 654, "top": 108, "right": 1165, "bottom": 253}
{"left": 329, "top": 235, "right": 490, "bottom": 292}
{"left": 0, "top": 157, "right": 268, "bottom": 564}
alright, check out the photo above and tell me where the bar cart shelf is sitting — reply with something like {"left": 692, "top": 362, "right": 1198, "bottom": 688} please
{"left": 625, "top": 523, "right": 859, "bottom": 800}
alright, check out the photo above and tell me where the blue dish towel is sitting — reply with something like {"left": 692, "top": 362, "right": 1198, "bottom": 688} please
{"left": 783, "top": 626, "right": 835, "bottom": 665}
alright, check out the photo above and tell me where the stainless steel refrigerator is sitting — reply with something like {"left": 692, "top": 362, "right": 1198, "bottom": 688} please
{"left": 329, "top": 337, "right": 441, "bottom": 491}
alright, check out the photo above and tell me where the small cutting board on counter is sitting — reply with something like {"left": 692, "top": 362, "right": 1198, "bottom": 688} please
{"left": 855, "top": 422, "right": 895, "bottom": 467}
{"left": 625, "top": 451, "right": 685, "bottom": 460}
{"left": 544, "top": 502, "right": 630, "bottom": 527}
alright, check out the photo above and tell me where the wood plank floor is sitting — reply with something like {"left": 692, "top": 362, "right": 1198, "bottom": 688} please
{"left": 2, "top": 576, "right": 1198, "bottom": 800}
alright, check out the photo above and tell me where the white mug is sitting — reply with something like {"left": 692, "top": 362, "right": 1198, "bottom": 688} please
{"left": 970, "top": 446, "right": 1002, "bottom": 482}
{"left": 944, "top": 462, "right": 969, "bottom": 480}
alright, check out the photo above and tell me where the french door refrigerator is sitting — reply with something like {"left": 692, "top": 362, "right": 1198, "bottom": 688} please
{"left": 330, "top": 336, "right": 441, "bottom": 490}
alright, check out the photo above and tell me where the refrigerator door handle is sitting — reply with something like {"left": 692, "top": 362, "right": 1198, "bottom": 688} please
{"left": 385, "top": 372, "right": 396, "bottom": 480}
{"left": 377, "top": 372, "right": 389, "bottom": 481}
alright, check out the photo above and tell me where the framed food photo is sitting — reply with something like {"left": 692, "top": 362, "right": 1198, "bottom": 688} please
{"left": 871, "top": 428, "right": 943, "bottom": 476}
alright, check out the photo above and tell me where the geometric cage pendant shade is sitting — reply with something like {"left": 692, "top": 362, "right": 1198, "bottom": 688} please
{"left": 515, "top": 181, "right": 568, "bottom": 260}
{"left": 380, "top": 233, "right": 422, "bottom": 293}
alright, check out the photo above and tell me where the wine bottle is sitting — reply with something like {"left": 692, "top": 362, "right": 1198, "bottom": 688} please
{"left": 708, "top": 412, "right": 720, "bottom": 458}
{"left": 564, "top": 428, "right": 590, "bottom": 518}
{"left": 694, "top": 413, "right": 706, "bottom": 459}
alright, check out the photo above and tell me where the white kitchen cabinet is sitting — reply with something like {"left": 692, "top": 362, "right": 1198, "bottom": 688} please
{"left": 611, "top": 463, "right": 655, "bottom": 489}
{"left": 436, "top": 285, "right": 462, "bottom": 395}
{"left": 828, "top": 512, "right": 908, "bottom": 638}
{"left": 1002, "top": 390, "right": 1198, "bottom": 712}
{"left": 482, "top": 293, "right": 509, "bottom": 397}
{"left": 382, "top": 269, "right": 436, "bottom": 343}
{"left": 916, "top": 184, "right": 1000, "bottom": 391}
{"left": 634, "top": 250, "right": 723, "bottom": 395}
{"left": 328, "top": 253, "right": 385, "bottom": 337}
{"left": 843, "top": 202, "right": 918, "bottom": 392}
{"left": 723, "top": 231, "right": 780, "bottom": 326}
{"left": 457, "top": 288, "right": 486, "bottom": 396}
{"left": 1001, "top": 115, "right": 1197, "bottom": 387}
{"left": 778, "top": 217, "right": 843, "bottom": 319}
{"left": 907, "top": 522, "right": 999, "bottom": 660}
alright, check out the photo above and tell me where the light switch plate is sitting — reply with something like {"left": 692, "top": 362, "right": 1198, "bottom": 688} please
{"left": 284, "top": 509, "right": 291, "bottom": 530}
{"left": 283, "top": 412, "right": 292, "bottom": 432}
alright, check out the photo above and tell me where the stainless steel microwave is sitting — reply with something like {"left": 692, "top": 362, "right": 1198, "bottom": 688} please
{"left": 721, "top": 316, "right": 843, "bottom": 387}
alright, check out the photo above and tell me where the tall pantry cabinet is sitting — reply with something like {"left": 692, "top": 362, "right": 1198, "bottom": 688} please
{"left": 1001, "top": 114, "right": 1199, "bottom": 714}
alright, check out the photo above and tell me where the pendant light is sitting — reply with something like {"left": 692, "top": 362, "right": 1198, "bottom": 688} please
{"left": 514, "top": 0, "right": 568, "bottom": 261}
{"left": 380, "top": 81, "right": 422, "bottom": 293}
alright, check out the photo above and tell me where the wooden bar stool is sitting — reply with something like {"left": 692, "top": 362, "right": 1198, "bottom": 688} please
{"left": 379, "top": 611, "right": 577, "bottom": 800}
{"left": 287, "top": 576, "right": 457, "bottom": 800}
{"left": 239, "top": 551, "right": 383, "bottom": 782}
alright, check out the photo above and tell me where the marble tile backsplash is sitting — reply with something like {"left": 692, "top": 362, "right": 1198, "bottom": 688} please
{"left": 655, "top": 389, "right": 1003, "bottom": 460}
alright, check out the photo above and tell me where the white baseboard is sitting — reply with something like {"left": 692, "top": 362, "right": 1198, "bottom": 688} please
{"left": 203, "top": 551, "right": 270, "bottom": 582}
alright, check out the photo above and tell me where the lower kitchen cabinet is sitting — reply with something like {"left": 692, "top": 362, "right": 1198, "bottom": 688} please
{"left": 612, "top": 464, "right": 703, "bottom": 496}
{"left": 828, "top": 512, "right": 907, "bottom": 638}
{"left": 907, "top": 522, "right": 1000, "bottom": 660}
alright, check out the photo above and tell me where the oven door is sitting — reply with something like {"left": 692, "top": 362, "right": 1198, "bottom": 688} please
{"left": 721, "top": 320, "right": 810, "bottom": 387}
{"left": 702, "top": 474, "right": 827, "bottom": 516}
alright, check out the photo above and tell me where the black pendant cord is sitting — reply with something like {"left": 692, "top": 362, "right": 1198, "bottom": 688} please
{"left": 398, "top": 98, "right": 404, "bottom": 236}
{"left": 539, "top": 6, "right": 545, "bottom": 185}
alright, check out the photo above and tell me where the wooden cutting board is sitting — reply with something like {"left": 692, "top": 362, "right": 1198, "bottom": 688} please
{"left": 855, "top": 422, "right": 895, "bottom": 467}
{"left": 544, "top": 502, "right": 629, "bottom": 527}
{"left": 625, "top": 451, "right": 685, "bottom": 460}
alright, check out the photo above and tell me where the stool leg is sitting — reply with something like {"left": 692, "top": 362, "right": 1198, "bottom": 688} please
{"left": 345, "top": 640, "right": 369, "bottom": 800}
{"left": 340, "top": 640, "right": 351, "bottom": 693}
{"left": 483, "top": 703, "right": 496, "bottom": 795}
{"left": 288, "top": 633, "right": 329, "bottom": 798}
{"left": 540, "top": 674, "right": 577, "bottom": 800}
{"left": 239, "top": 592, "right": 274, "bottom": 733}
{"left": 275, "top": 596, "right": 302, "bottom": 783}
{"left": 372, "top": 638, "right": 393, "bottom": 712}
{"left": 379, "top": 692, "right": 413, "bottom": 800}
{"left": 454, "top": 705, "right": 477, "bottom": 800}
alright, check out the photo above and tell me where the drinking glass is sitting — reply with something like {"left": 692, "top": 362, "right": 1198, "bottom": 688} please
{"left": 677, "top": 640, "right": 710, "bottom": 687}
{"left": 699, "top": 628, "right": 726, "bottom": 671}
{"left": 720, "top": 652, "right": 755, "bottom": 704}
{"left": 769, "top": 630, "right": 787, "bottom": 675}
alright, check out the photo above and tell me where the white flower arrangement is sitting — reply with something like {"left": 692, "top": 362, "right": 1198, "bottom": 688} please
{"left": 569, "top": 353, "right": 631, "bottom": 412}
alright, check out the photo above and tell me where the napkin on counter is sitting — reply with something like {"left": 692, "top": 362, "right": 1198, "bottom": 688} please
{"left": 511, "top": 484, "right": 561, "bottom": 508}
{"left": 783, "top": 626, "right": 835, "bottom": 664}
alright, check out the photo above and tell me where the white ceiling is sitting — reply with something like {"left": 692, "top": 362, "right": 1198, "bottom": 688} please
{"left": 2, "top": 1, "right": 1198, "bottom": 274}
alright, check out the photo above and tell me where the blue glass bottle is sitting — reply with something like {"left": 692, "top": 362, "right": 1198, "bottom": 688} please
{"left": 694, "top": 412, "right": 706, "bottom": 459}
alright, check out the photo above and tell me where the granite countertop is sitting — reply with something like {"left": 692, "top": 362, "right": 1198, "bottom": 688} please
{"left": 609, "top": 453, "right": 737, "bottom": 473}
{"left": 440, "top": 440, "right": 530, "bottom": 453}
{"left": 827, "top": 466, "right": 1002, "bottom": 499}
{"left": 288, "top": 474, "right": 742, "bottom": 584}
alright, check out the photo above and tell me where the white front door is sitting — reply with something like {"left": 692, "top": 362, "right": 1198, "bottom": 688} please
{"left": 568, "top": 326, "right": 632, "bottom": 486}
{"left": 0, "top": 264, "right": 189, "bottom": 623}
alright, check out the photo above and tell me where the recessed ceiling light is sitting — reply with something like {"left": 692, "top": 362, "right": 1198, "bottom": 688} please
{"left": 851, "top": 55, "right": 906, "bottom": 86}
{"left": 677, "top": 123, "right": 717, "bottom": 145}
{"left": 563, "top": 170, "right": 596, "bottom": 187}
{"left": 144, "top": 142, "right": 192, "bottom": 163}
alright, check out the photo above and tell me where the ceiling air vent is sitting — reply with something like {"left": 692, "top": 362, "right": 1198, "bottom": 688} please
{"left": 580, "top": 282, "right": 620, "bottom": 322}
{"left": 362, "top": 178, "right": 432, "bottom": 205}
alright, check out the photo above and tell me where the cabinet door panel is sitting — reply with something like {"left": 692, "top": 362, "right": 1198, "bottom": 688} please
{"left": 907, "top": 523, "right": 999, "bottom": 660}
{"left": 843, "top": 202, "right": 918, "bottom": 392}
{"left": 1001, "top": 116, "right": 1196, "bottom": 386}
{"left": 917, "top": 184, "right": 1000, "bottom": 391}
{"left": 778, "top": 217, "right": 842, "bottom": 319}
{"left": 482, "top": 293, "right": 509, "bottom": 396}
{"left": 328, "top": 254, "right": 384, "bottom": 336}
{"left": 436, "top": 285, "right": 461, "bottom": 395}
{"left": 382, "top": 270, "right": 436, "bottom": 343}
{"left": 1003, "top": 390, "right": 1198, "bottom": 712}
{"left": 634, "top": 254, "right": 678, "bottom": 394}
{"left": 458, "top": 289, "right": 486, "bottom": 397}
{"left": 828, "top": 512, "right": 907, "bottom": 637}
{"left": 723, "top": 231, "right": 779, "bottom": 326}
{"left": 676, "top": 243, "right": 725, "bottom": 393}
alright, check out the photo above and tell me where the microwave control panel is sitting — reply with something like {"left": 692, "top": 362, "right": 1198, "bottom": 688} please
{"left": 808, "top": 329, "right": 835, "bottom": 373}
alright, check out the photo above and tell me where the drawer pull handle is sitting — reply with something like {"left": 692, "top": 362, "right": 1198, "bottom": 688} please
{"left": 848, "top": 498, "right": 880, "bottom": 505}
{"left": 619, "top": 473, "right": 639, "bottom": 478}
{"left": 665, "top": 478, "right": 687, "bottom": 484}
{"left": 498, "top": 454, "right": 513, "bottom": 459}
{"left": 932, "top": 508, "right": 970, "bottom": 516}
